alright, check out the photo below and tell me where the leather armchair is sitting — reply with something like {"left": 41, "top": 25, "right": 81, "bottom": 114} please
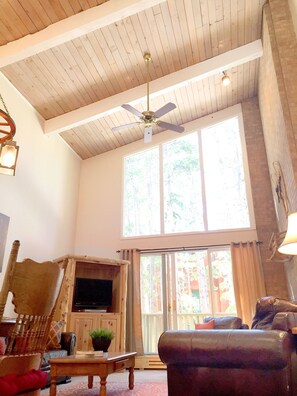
{"left": 158, "top": 304, "right": 297, "bottom": 396}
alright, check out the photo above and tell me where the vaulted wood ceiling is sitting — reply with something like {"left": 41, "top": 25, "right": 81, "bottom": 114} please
{"left": 0, "top": 0, "right": 266, "bottom": 159}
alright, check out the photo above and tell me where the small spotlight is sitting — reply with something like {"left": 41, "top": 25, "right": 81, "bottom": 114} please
{"left": 222, "top": 71, "right": 231, "bottom": 86}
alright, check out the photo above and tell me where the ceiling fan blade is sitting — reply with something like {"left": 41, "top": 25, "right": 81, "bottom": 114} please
{"left": 122, "top": 104, "right": 143, "bottom": 118}
{"left": 144, "top": 125, "right": 153, "bottom": 144}
{"left": 157, "top": 121, "right": 184, "bottom": 133}
{"left": 111, "top": 121, "right": 142, "bottom": 132}
{"left": 153, "top": 102, "right": 176, "bottom": 118}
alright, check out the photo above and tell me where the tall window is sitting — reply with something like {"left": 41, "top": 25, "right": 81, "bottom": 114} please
{"left": 123, "top": 115, "right": 251, "bottom": 237}
{"left": 140, "top": 248, "right": 236, "bottom": 354}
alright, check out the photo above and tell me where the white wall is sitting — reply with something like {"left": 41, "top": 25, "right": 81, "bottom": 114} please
{"left": 75, "top": 105, "right": 257, "bottom": 259}
{"left": 0, "top": 73, "right": 81, "bottom": 288}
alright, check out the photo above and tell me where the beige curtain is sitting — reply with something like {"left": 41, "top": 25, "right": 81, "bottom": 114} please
{"left": 231, "top": 241, "right": 266, "bottom": 328}
{"left": 120, "top": 249, "right": 144, "bottom": 355}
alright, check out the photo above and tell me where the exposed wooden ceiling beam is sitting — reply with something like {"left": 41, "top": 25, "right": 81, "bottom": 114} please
{"left": 0, "top": 0, "right": 166, "bottom": 67}
{"left": 44, "top": 40, "right": 263, "bottom": 135}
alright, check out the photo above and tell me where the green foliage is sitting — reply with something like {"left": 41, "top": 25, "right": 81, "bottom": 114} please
{"left": 89, "top": 328, "right": 114, "bottom": 340}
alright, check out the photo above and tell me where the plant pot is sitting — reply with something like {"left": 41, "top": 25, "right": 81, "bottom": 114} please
{"left": 92, "top": 337, "right": 112, "bottom": 352}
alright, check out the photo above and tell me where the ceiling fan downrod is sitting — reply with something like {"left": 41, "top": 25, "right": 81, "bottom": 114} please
{"left": 144, "top": 52, "right": 152, "bottom": 113}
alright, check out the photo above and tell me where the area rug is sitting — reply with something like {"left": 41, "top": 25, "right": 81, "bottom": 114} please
{"left": 41, "top": 382, "right": 168, "bottom": 395}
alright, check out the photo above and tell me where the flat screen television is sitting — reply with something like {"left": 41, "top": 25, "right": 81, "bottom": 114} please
{"left": 73, "top": 277, "right": 113, "bottom": 311}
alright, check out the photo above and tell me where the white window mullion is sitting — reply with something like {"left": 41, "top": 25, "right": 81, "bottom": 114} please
{"left": 159, "top": 144, "right": 165, "bottom": 234}
{"left": 198, "top": 130, "right": 208, "bottom": 231}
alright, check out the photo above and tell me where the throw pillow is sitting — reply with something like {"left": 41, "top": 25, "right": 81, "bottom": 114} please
{"left": 195, "top": 319, "right": 215, "bottom": 330}
{"left": 46, "top": 320, "right": 64, "bottom": 350}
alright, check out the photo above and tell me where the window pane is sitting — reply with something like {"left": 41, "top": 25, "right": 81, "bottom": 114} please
{"left": 163, "top": 134, "right": 203, "bottom": 233}
{"left": 202, "top": 117, "right": 250, "bottom": 230}
{"left": 123, "top": 148, "right": 160, "bottom": 236}
{"left": 175, "top": 251, "right": 210, "bottom": 315}
{"left": 210, "top": 249, "right": 236, "bottom": 314}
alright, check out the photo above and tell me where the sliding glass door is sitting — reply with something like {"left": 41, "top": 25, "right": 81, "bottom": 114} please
{"left": 140, "top": 248, "right": 236, "bottom": 354}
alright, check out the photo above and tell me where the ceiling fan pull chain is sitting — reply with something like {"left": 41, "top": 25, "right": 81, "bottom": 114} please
{"left": 0, "top": 93, "right": 9, "bottom": 115}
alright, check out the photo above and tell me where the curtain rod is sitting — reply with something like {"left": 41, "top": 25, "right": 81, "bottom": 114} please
{"left": 117, "top": 241, "right": 262, "bottom": 254}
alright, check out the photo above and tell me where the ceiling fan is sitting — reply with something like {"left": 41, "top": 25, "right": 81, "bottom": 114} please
{"left": 112, "top": 52, "right": 184, "bottom": 143}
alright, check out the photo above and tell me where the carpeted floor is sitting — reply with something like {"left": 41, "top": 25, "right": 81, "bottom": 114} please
{"left": 41, "top": 370, "right": 168, "bottom": 395}
{"left": 42, "top": 381, "right": 168, "bottom": 395}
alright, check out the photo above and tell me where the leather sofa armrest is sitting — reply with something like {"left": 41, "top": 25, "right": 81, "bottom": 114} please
{"left": 60, "top": 332, "right": 76, "bottom": 356}
{"left": 272, "top": 312, "right": 297, "bottom": 331}
{"left": 158, "top": 330, "right": 292, "bottom": 369}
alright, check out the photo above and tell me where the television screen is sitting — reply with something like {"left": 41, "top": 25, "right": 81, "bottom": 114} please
{"left": 73, "top": 278, "right": 113, "bottom": 310}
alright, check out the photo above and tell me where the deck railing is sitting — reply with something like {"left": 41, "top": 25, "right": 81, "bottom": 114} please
{"left": 142, "top": 313, "right": 207, "bottom": 354}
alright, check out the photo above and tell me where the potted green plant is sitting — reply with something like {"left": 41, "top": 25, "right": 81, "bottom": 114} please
{"left": 89, "top": 328, "right": 114, "bottom": 352}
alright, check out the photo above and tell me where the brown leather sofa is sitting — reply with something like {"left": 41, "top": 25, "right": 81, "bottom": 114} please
{"left": 158, "top": 297, "right": 297, "bottom": 396}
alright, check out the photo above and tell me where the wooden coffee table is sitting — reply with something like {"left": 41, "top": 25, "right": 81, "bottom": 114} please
{"left": 49, "top": 351, "right": 137, "bottom": 396}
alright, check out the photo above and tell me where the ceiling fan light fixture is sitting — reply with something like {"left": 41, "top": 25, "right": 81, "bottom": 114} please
{"left": 222, "top": 71, "right": 231, "bottom": 86}
{"left": 144, "top": 125, "right": 152, "bottom": 144}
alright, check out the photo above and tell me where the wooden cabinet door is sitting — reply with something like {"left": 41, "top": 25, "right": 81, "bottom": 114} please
{"left": 100, "top": 314, "right": 121, "bottom": 352}
{"left": 69, "top": 313, "right": 97, "bottom": 351}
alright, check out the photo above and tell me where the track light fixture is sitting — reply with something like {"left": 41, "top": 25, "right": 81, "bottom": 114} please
{"left": 222, "top": 71, "right": 231, "bottom": 86}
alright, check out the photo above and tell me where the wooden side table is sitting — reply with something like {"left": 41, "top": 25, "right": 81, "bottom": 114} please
{"left": 49, "top": 351, "right": 137, "bottom": 396}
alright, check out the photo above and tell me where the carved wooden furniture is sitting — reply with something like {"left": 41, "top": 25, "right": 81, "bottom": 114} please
{"left": 54, "top": 255, "right": 129, "bottom": 353}
{"left": 0, "top": 240, "right": 66, "bottom": 395}
{"left": 49, "top": 351, "right": 137, "bottom": 396}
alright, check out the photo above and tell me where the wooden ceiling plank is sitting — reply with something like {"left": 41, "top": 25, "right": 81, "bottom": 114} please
{"left": 83, "top": 121, "right": 113, "bottom": 153}
{"left": 244, "top": 0, "right": 252, "bottom": 44}
{"left": 73, "top": 124, "right": 100, "bottom": 157}
{"left": 5, "top": 0, "right": 36, "bottom": 36}
{"left": 21, "top": 56, "right": 68, "bottom": 116}
{"left": 69, "top": 37, "right": 109, "bottom": 101}
{"left": 96, "top": 27, "right": 130, "bottom": 92}
{"left": 93, "top": 119, "right": 118, "bottom": 153}
{"left": 89, "top": 120, "right": 116, "bottom": 152}
{"left": 3, "top": 61, "right": 62, "bottom": 118}
{"left": 32, "top": 54, "right": 76, "bottom": 114}
{"left": 0, "top": 0, "right": 166, "bottom": 67}
{"left": 159, "top": 2, "right": 182, "bottom": 71}
{"left": 21, "top": 0, "right": 51, "bottom": 30}
{"left": 0, "top": 7, "right": 26, "bottom": 39}
{"left": 96, "top": 117, "right": 123, "bottom": 149}
{"left": 144, "top": 6, "right": 169, "bottom": 76}
{"left": 222, "top": 0, "right": 231, "bottom": 52}
{"left": 230, "top": 0, "right": 238, "bottom": 49}
{"left": 121, "top": 18, "right": 147, "bottom": 83}
{"left": 152, "top": 9, "right": 175, "bottom": 74}
{"left": 0, "top": 20, "right": 16, "bottom": 46}
{"left": 53, "top": 43, "right": 95, "bottom": 104}
{"left": 166, "top": 0, "right": 189, "bottom": 69}
{"left": 70, "top": 39, "right": 106, "bottom": 102}
{"left": 136, "top": 11, "right": 162, "bottom": 80}
{"left": 44, "top": 39, "right": 263, "bottom": 135}
{"left": 87, "top": 31, "right": 121, "bottom": 95}
{"left": 61, "top": 128, "right": 93, "bottom": 159}
{"left": 106, "top": 23, "right": 141, "bottom": 88}
{"left": 184, "top": 0, "right": 200, "bottom": 64}
{"left": 38, "top": 49, "right": 88, "bottom": 110}
{"left": 237, "top": 0, "right": 245, "bottom": 47}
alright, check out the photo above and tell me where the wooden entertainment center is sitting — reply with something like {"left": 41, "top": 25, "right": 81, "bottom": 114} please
{"left": 54, "top": 254, "right": 129, "bottom": 352}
